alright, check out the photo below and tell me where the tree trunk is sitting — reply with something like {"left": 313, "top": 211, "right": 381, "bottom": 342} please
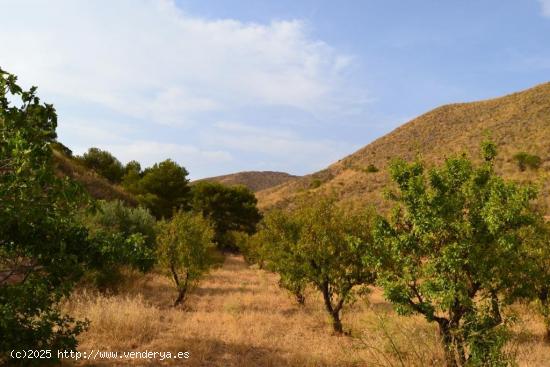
{"left": 539, "top": 287, "right": 550, "bottom": 343}
{"left": 330, "top": 311, "right": 343, "bottom": 334}
{"left": 320, "top": 281, "right": 343, "bottom": 334}
{"left": 171, "top": 265, "right": 189, "bottom": 307}
{"left": 490, "top": 290, "right": 502, "bottom": 326}
{"left": 295, "top": 291, "right": 305, "bottom": 306}
{"left": 174, "top": 287, "right": 187, "bottom": 306}
{"left": 438, "top": 320, "right": 459, "bottom": 367}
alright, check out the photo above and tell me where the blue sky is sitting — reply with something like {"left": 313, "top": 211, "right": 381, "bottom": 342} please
{"left": 1, "top": 0, "right": 549, "bottom": 179}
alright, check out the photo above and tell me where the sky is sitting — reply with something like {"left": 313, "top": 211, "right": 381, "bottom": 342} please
{"left": 1, "top": 0, "right": 549, "bottom": 179}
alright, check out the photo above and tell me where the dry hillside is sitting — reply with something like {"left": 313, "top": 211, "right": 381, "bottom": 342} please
{"left": 53, "top": 150, "right": 137, "bottom": 206}
{"left": 194, "top": 171, "right": 298, "bottom": 192}
{"left": 257, "top": 82, "right": 550, "bottom": 212}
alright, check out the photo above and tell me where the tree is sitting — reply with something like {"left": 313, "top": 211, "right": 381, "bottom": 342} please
{"left": 78, "top": 147, "right": 125, "bottom": 183}
{"left": 157, "top": 211, "right": 214, "bottom": 306}
{"left": 513, "top": 151, "right": 542, "bottom": 171}
{"left": 0, "top": 68, "right": 89, "bottom": 360}
{"left": 513, "top": 219, "right": 550, "bottom": 342}
{"left": 191, "top": 182, "right": 262, "bottom": 250}
{"left": 137, "top": 159, "right": 191, "bottom": 219}
{"left": 262, "top": 198, "right": 376, "bottom": 333}
{"left": 371, "top": 143, "right": 541, "bottom": 366}
{"left": 260, "top": 210, "right": 308, "bottom": 305}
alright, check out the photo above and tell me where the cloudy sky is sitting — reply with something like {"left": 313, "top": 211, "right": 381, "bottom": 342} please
{"left": 1, "top": 0, "right": 549, "bottom": 179}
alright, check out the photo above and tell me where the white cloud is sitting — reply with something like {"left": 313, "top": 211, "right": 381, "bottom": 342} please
{"left": 206, "top": 121, "right": 358, "bottom": 173}
{"left": 0, "top": 0, "right": 363, "bottom": 177}
{"left": 0, "top": 0, "right": 353, "bottom": 125}
{"left": 539, "top": 0, "right": 550, "bottom": 17}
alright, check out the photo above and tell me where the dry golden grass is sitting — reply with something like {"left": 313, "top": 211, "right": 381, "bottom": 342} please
{"left": 53, "top": 150, "right": 138, "bottom": 205}
{"left": 257, "top": 82, "right": 550, "bottom": 213}
{"left": 193, "top": 171, "right": 299, "bottom": 192}
{"left": 63, "top": 255, "right": 550, "bottom": 366}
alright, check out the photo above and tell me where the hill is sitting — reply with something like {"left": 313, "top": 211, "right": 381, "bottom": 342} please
{"left": 256, "top": 82, "right": 550, "bottom": 212}
{"left": 53, "top": 148, "right": 137, "bottom": 205}
{"left": 194, "top": 171, "right": 298, "bottom": 192}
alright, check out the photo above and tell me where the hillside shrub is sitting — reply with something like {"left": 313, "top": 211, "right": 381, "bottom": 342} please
{"left": 513, "top": 151, "right": 542, "bottom": 171}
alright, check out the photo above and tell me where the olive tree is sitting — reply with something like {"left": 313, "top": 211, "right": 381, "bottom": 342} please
{"left": 262, "top": 198, "right": 376, "bottom": 333}
{"left": 157, "top": 211, "right": 214, "bottom": 306}
{"left": 371, "top": 143, "right": 541, "bottom": 366}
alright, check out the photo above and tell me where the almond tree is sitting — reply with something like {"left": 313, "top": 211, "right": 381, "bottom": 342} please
{"left": 157, "top": 211, "right": 214, "bottom": 306}
{"left": 263, "top": 198, "right": 376, "bottom": 333}
{"left": 371, "top": 143, "right": 541, "bottom": 366}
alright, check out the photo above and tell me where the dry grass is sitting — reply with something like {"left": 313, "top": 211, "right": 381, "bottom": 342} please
{"left": 257, "top": 82, "right": 550, "bottom": 213}
{"left": 63, "top": 255, "right": 550, "bottom": 366}
{"left": 53, "top": 150, "right": 138, "bottom": 205}
{"left": 193, "top": 171, "right": 299, "bottom": 192}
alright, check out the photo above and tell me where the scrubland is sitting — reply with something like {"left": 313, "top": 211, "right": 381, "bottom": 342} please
{"left": 64, "top": 255, "right": 550, "bottom": 366}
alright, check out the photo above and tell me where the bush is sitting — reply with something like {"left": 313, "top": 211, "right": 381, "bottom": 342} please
{"left": 82, "top": 200, "right": 157, "bottom": 287}
{"left": 157, "top": 211, "right": 214, "bottom": 306}
{"left": 85, "top": 200, "right": 157, "bottom": 249}
{"left": 513, "top": 151, "right": 542, "bottom": 171}
{"left": 364, "top": 164, "right": 379, "bottom": 173}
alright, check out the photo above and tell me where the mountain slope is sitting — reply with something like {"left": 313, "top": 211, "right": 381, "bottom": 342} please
{"left": 194, "top": 171, "right": 298, "bottom": 192}
{"left": 257, "top": 82, "right": 550, "bottom": 212}
{"left": 53, "top": 149, "right": 137, "bottom": 205}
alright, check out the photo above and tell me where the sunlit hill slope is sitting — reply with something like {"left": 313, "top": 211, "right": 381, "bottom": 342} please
{"left": 256, "top": 82, "right": 550, "bottom": 212}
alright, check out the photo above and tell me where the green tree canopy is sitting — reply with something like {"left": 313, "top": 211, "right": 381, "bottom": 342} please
{"left": 371, "top": 143, "right": 542, "bottom": 366}
{"left": 157, "top": 211, "right": 214, "bottom": 306}
{"left": 135, "top": 159, "right": 191, "bottom": 219}
{"left": 191, "top": 182, "right": 262, "bottom": 250}
{"left": 77, "top": 147, "right": 125, "bottom": 183}
{"left": 262, "top": 197, "right": 376, "bottom": 333}
{"left": 0, "top": 68, "right": 89, "bottom": 360}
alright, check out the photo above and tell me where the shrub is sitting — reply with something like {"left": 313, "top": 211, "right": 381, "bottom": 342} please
{"left": 85, "top": 200, "right": 156, "bottom": 249}
{"left": 157, "top": 211, "right": 214, "bottom": 306}
{"left": 82, "top": 200, "right": 157, "bottom": 287}
{"left": 513, "top": 151, "right": 542, "bottom": 171}
{"left": 364, "top": 164, "right": 379, "bottom": 173}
